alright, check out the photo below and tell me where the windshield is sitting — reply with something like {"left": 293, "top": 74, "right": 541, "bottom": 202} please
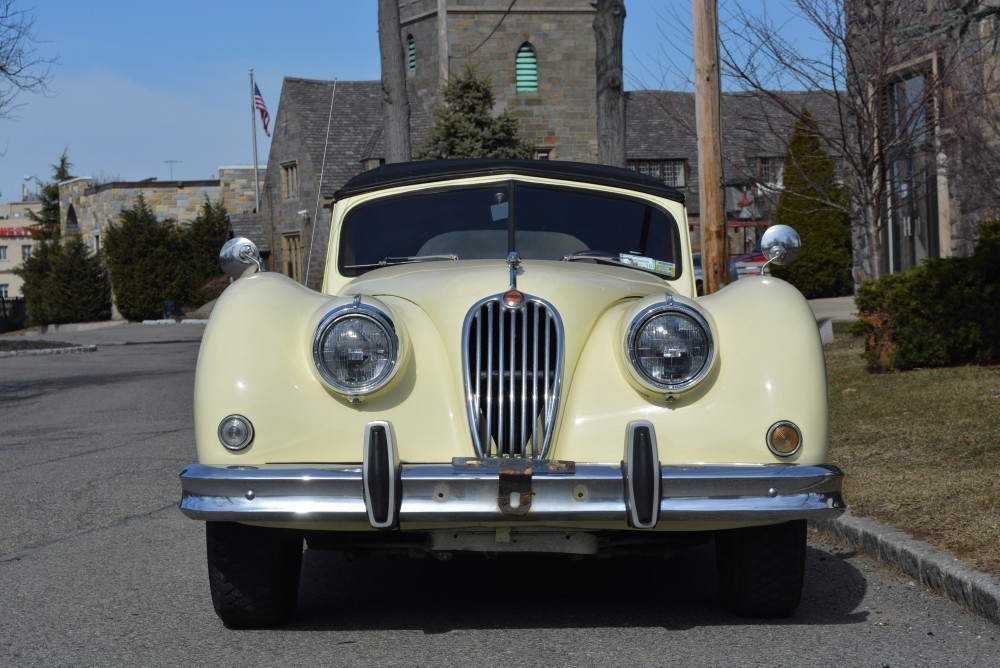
{"left": 338, "top": 182, "right": 683, "bottom": 279}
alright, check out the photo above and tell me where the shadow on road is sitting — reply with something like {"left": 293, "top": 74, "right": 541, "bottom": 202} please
{"left": 290, "top": 541, "right": 868, "bottom": 632}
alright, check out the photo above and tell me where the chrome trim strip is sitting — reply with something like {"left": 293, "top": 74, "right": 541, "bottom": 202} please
{"left": 180, "top": 462, "right": 846, "bottom": 524}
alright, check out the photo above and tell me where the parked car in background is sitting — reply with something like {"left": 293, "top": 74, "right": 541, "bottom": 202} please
{"left": 733, "top": 243, "right": 771, "bottom": 278}
{"left": 180, "top": 160, "right": 844, "bottom": 627}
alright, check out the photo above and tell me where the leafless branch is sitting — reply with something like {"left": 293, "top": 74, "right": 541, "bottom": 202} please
{"left": 0, "top": 0, "right": 54, "bottom": 118}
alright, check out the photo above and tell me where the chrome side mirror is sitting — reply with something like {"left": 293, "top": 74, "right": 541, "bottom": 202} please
{"left": 220, "top": 237, "right": 264, "bottom": 280}
{"left": 760, "top": 225, "right": 802, "bottom": 274}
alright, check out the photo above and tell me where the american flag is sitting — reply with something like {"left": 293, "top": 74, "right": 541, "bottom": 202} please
{"left": 254, "top": 83, "right": 271, "bottom": 137}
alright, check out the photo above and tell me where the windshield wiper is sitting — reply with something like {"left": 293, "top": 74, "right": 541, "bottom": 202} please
{"left": 344, "top": 253, "right": 459, "bottom": 269}
{"left": 562, "top": 251, "right": 674, "bottom": 278}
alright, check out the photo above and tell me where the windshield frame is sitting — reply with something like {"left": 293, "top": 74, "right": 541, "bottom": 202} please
{"left": 336, "top": 179, "right": 685, "bottom": 281}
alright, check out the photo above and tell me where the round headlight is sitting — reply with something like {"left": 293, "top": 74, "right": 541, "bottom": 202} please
{"left": 313, "top": 304, "right": 399, "bottom": 396}
{"left": 626, "top": 301, "right": 714, "bottom": 393}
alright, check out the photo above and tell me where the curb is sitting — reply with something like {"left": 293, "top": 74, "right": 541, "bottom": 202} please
{"left": 812, "top": 512, "right": 1000, "bottom": 625}
{"left": 0, "top": 344, "right": 98, "bottom": 359}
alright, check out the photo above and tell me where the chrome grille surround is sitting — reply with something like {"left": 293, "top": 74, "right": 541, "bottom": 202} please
{"left": 462, "top": 294, "right": 564, "bottom": 459}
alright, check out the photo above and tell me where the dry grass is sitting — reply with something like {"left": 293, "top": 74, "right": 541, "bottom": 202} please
{"left": 826, "top": 322, "right": 1000, "bottom": 576}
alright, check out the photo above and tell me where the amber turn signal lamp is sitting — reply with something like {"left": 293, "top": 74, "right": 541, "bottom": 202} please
{"left": 767, "top": 421, "right": 802, "bottom": 457}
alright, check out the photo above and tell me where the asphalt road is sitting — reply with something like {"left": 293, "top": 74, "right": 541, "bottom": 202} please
{"left": 1, "top": 324, "right": 997, "bottom": 666}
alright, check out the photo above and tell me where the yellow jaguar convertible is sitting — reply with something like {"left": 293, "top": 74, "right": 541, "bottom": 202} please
{"left": 180, "top": 160, "right": 845, "bottom": 627}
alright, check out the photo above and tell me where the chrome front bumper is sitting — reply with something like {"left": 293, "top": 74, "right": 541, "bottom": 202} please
{"left": 179, "top": 460, "right": 845, "bottom": 528}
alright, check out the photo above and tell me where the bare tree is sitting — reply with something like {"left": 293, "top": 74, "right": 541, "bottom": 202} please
{"left": 725, "top": 0, "right": 1000, "bottom": 280}
{"left": 378, "top": 0, "right": 411, "bottom": 163}
{"left": 0, "top": 0, "right": 53, "bottom": 118}
{"left": 594, "top": 0, "right": 626, "bottom": 166}
{"left": 650, "top": 0, "right": 999, "bottom": 282}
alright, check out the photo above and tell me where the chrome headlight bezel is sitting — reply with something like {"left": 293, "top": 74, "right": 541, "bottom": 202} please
{"left": 312, "top": 302, "right": 400, "bottom": 398}
{"left": 624, "top": 299, "right": 716, "bottom": 394}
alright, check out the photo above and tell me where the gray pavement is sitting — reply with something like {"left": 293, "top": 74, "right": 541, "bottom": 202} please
{"left": 2, "top": 306, "right": 998, "bottom": 628}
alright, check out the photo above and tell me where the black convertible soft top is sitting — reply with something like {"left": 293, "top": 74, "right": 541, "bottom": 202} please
{"left": 333, "top": 159, "right": 685, "bottom": 204}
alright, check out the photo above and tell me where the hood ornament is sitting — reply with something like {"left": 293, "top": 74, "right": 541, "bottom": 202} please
{"left": 506, "top": 251, "right": 522, "bottom": 290}
{"left": 504, "top": 252, "right": 525, "bottom": 308}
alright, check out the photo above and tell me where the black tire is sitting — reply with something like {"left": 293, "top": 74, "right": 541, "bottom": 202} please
{"left": 715, "top": 520, "right": 806, "bottom": 618}
{"left": 206, "top": 521, "right": 303, "bottom": 628}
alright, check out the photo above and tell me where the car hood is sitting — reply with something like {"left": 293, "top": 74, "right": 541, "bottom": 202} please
{"left": 339, "top": 259, "right": 674, "bottom": 316}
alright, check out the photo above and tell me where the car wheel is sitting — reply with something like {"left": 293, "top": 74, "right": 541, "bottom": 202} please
{"left": 206, "top": 521, "right": 303, "bottom": 628}
{"left": 715, "top": 520, "right": 806, "bottom": 618}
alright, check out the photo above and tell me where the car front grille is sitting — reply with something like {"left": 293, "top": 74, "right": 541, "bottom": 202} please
{"left": 463, "top": 295, "right": 563, "bottom": 459}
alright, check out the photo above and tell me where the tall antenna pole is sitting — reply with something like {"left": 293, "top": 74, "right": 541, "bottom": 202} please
{"left": 164, "top": 160, "right": 182, "bottom": 180}
{"left": 250, "top": 67, "right": 261, "bottom": 214}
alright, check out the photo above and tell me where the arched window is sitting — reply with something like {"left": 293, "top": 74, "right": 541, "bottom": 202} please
{"left": 407, "top": 35, "right": 416, "bottom": 75}
{"left": 515, "top": 43, "right": 538, "bottom": 93}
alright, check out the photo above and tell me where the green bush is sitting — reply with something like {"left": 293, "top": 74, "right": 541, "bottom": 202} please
{"left": 103, "top": 198, "right": 228, "bottom": 321}
{"left": 13, "top": 237, "right": 110, "bottom": 326}
{"left": 852, "top": 220, "right": 1000, "bottom": 371}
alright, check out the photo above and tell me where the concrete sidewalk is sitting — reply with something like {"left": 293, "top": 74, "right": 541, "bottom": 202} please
{"left": 809, "top": 295, "right": 858, "bottom": 322}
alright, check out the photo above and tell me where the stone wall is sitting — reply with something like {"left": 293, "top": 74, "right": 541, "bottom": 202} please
{"left": 400, "top": 0, "right": 598, "bottom": 162}
{"left": 59, "top": 168, "right": 263, "bottom": 247}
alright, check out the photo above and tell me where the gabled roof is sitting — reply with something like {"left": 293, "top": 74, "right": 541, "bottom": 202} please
{"left": 280, "top": 78, "right": 431, "bottom": 199}
{"left": 626, "top": 89, "right": 841, "bottom": 164}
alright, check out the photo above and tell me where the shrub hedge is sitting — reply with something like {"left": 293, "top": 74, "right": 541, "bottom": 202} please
{"left": 852, "top": 221, "right": 1000, "bottom": 371}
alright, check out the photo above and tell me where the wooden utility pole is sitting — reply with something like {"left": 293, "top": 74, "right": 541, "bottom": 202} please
{"left": 692, "top": 0, "right": 728, "bottom": 293}
{"left": 379, "top": 0, "right": 411, "bottom": 163}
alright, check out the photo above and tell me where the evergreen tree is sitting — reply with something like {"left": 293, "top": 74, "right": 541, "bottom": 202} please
{"left": 420, "top": 64, "right": 535, "bottom": 160}
{"left": 27, "top": 149, "right": 74, "bottom": 241}
{"left": 103, "top": 198, "right": 186, "bottom": 321}
{"left": 184, "top": 199, "right": 229, "bottom": 286}
{"left": 45, "top": 236, "right": 110, "bottom": 324}
{"left": 770, "top": 110, "right": 853, "bottom": 298}
{"left": 12, "top": 238, "right": 56, "bottom": 325}
{"left": 13, "top": 234, "right": 110, "bottom": 326}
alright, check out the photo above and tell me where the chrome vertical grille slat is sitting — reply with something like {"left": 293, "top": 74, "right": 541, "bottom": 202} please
{"left": 463, "top": 295, "right": 563, "bottom": 459}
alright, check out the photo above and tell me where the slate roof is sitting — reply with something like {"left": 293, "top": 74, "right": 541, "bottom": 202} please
{"left": 280, "top": 78, "right": 432, "bottom": 199}
{"left": 626, "top": 88, "right": 841, "bottom": 173}
{"left": 228, "top": 213, "right": 270, "bottom": 253}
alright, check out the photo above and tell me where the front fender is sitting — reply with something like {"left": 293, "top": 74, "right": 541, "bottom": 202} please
{"left": 558, "top": 276, "right": 828, "bottom": 465}
{"left": 193, "top": 274, "right": 469, "bottom": 466}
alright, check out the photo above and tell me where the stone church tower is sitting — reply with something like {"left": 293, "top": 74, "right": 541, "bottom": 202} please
{"left": 398, "top": 0, "right": 598, "bottom": 162}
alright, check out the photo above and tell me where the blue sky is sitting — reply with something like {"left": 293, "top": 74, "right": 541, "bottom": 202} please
{"left": 0, "top": 1, "right": 825, "bottom": 202}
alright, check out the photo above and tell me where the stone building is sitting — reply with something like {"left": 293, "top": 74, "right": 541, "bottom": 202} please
{"left": 845, "top": 0, "right": 1000, "bottom": 279}
{"left": 400, "top": 0, "right": 598, "bottom": 162}
{"left": 258, "top": 0, "right": 840, "bottom": 288}
{"left": 261, "top": 0, "right": 600, "bottom": 290}
{"left": 58, "top": 167, "right": 262, "bottom": 254}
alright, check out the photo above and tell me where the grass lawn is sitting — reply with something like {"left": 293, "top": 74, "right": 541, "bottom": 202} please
{"left": 826, "top": 322, "right": 1000, "bottom": 577}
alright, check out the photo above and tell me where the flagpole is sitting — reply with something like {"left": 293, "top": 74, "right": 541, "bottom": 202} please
{"left": 250, "top": 67, "right": 261, "bottom": 214}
